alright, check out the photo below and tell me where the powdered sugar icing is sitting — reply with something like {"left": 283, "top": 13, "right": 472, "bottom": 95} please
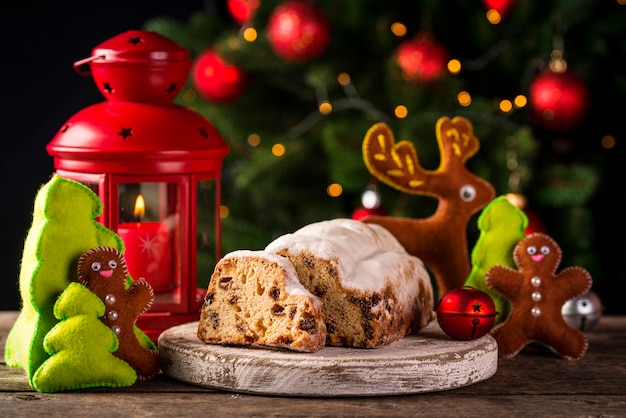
{"left": 264, "top": 218, "right": 431, "bottom": 308}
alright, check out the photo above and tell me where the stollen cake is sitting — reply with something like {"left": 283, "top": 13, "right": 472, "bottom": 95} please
{"left": 197, "top": 250, "right": 327, "bottom": 353}
{"left": 265, "top": 218, "right": 434, "bottom": 348}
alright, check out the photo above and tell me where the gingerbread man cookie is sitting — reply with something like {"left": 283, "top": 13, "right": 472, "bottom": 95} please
{"left": 78, "top": 247, "right": 159, "bottom": 379}
{"left": 485, "top": 233, "right": 592, "bottom": 359}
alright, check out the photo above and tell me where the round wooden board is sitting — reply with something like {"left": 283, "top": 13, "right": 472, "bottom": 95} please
{"left": 158, "top": 320, "right": 498, "bottom": 397}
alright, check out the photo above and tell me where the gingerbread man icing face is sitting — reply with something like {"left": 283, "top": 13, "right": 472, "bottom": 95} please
{"left": 485, "top": 233, "right": 592, "bottom": 359}
{"left": 78, "top": 247, "right": 159, "bottom": 379}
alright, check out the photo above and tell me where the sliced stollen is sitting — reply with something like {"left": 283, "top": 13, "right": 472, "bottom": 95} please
{"left": 197, "top": 250, "right": 327, "bottom": 353}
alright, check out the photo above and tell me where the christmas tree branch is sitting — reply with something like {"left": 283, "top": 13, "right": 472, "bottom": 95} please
{"left": 287, "top": 96, "right": 393, "bottom": 138}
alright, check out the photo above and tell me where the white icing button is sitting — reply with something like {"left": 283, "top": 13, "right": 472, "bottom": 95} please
{"left": 111, "top": 325, "right": 121, "bottom": 335}
{"left": 531, "top": 291, "right": 542, "bottom": 302}
{"left": 105, "top": 294, "right": 116, "bottom": 305}
{"left": 530, "top": 277, "right": 541, "bottom": 287}
{"left": 107, "top": 310, "right": 119, "bottom": 321}
{"left": 531, "top": 307, "right": 541, "bottom": 317}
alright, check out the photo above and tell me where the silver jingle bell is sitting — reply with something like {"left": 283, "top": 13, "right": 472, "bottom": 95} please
{"left": 562, "top": 291, "right": 603, "bottom": 332}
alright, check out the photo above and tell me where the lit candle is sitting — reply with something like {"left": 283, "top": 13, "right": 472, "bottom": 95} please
{"left": 117, "top": 194, "right": 172, "bottom": 292}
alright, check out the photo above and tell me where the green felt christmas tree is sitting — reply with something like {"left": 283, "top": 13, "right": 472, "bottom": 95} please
{"left": 32, "top": 283, "right": 137, "bottom": 393}
{"left": 465, "top": 196, "right": 529, "bottom": 325}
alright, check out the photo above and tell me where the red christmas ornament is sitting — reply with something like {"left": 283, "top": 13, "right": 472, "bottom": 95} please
{"left": 266, "top": 0, "right": 331, "bottom": 63}
{"left": 435, "top": 286, "right": 498, "bottom": 340}
{"left": 192, "top": 49, "right": 248, "bottom": 102}
{"left": 529, "top": 69, "right": 590, "bottom": 132}
{"left": 352, "top": 207, "right": 387, "bottom": 221}
{"left": 227, "top": 0, "right": 260, "bottom": 25}
{"left": 395, "top": 34, "right": 448, "bottom": 83}
{"left": 523, "top": 207, "right": 547, "bottom": 235}
{"left": 482, "top": 0, "right": 515, "bottom": 17}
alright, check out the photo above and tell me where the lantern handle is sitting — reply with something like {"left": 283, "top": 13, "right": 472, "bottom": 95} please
{"left": 73, "top": 55, "right": 105, "bottom": 76}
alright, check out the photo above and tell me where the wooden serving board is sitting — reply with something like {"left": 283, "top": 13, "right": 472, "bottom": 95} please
{"left": 158, "top": 320, "right": 498, "bottom": 397}
{"left": 158, "top": 321, "right": 498, "bottom": 397}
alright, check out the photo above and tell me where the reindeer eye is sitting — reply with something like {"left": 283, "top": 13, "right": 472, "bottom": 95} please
{"left": 459, "top": 185, "right": 477, "bottom": 202}
{"left": 527, "top": 246, "right": 537, "bottom": 255}
{"left": 108, "top": 259, "right": 118, "bottom": 269}
{"left": 91, "top": 261, "right": 102, "bottom": 271}
{"left": 540, "top": 246, "right": 550, "bottom": 255}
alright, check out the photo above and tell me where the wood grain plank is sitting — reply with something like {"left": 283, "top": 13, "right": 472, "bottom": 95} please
{"left": 1, "top": 312, "right": 625, "bottom": 417}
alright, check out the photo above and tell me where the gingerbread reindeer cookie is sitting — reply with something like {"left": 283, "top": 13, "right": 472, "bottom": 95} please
{"left": 78, "top": 247, "right": 159, "bottom": 379}
{"left": 485, "top": 233, "right": 592, "bottom": 359}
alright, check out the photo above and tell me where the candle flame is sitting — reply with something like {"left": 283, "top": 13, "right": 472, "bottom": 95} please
{"left": 134, "top": 194, "right": 145, "bottom": 221}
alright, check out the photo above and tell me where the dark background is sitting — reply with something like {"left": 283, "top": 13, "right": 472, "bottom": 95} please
{"left": 1, "top": 1, "right": 623, "bottom": 316}
{"left": 0, "top": 1, "right": 208, "bottom": 310}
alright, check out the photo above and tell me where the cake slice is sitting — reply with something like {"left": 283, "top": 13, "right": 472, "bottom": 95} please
{"left": 265, "top": 218, "right": 434, "bottom": 349}
{"left": 197, "top": 250, "right": 327, "bottom": 353}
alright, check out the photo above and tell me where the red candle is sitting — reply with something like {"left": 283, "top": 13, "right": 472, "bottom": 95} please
{"left": 118, "top": 195, "right": 172, "bottom": 292}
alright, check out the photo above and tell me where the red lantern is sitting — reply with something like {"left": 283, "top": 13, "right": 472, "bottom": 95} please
{"left": 266, "top": 0, "right": 331, "bottom": 63}
{"left": 192, "top": 49, "right": 248, "bottom": 103}
{"left": 435, "top": 286, "right": 498, "bottom": 340}
{"left": 47, "top": 30, "right": 230, "bottom": 341}
{"left": 529, "top": 69, "right": 590, "bottom": 132}
{"left": 395, "top": 34, "right": 448, "bottom": 83}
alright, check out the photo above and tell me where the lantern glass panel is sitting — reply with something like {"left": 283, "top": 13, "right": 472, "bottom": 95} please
{"left": 196, "top": 178, "right": 218, "bottom": 290}
{"left": 117, "top": 182, "right": 180, "bottom": 301}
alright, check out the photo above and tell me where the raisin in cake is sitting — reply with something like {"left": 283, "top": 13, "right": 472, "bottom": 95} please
{"left": 197, "top": 250, "right": 326, "bottom": 353}
{"left": 265, "top": 218, "right": 434, "bottom": 348}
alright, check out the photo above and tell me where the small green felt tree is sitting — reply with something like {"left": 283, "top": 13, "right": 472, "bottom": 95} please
{"left": 465, "top": 196, "right": 528, "bottom": 325}
{"left": 32, "top": 282, "right": 137, "bottom": 393}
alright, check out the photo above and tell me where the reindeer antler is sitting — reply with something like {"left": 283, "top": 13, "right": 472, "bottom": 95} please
{"left": 363, "top": 123, "right": 426, "bottom": 195}
{"left": 361, "top": 116, "right": 496, "bottom": 295}
{"left": 437, "top": 116, "right": 480, "bottom": 163}
{"left": 363, "top": 117, "right": 481, "bottom": 196}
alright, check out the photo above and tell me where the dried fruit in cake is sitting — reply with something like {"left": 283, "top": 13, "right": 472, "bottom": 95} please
{"left": 197, "top": 250, "right": 326, "bottom": 353}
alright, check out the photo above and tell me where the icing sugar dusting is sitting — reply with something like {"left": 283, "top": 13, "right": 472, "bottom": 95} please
{"left": 265, "top": 219, "right": 430, "bottom": 306}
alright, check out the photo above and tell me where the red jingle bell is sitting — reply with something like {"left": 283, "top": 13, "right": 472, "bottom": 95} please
{"left": 435, "top": 286, "right": 498, "bottom": 340}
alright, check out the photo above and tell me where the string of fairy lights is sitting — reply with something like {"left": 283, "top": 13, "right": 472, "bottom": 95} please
{"left": 193, "top": 3, "right": 621, "bottom": 218}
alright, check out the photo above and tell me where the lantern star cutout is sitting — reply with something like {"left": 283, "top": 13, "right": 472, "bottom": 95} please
{"left": 473, "top": 302, "right": 482, "bottom": 312}
{"left": 118, "top": 127, "right": 133, "bottom": 140}
{"left": 104, "top": 82, "right": 114, "bottom": 94}
{"left": 166, "top": 83, "right": 178, "bottom": 95}
{"left": 139, "top": 234, "right": 162, "bottom": 258}
{"left": 128, "top": 36, "right": 143, "bottom": 45}
{"left": 199, "top": 127, "right": 209, "bottom": 138}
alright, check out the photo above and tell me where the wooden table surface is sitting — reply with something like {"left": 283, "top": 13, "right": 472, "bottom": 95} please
{"left": 1, "top": 311, "right": 625, "bottom": 417}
